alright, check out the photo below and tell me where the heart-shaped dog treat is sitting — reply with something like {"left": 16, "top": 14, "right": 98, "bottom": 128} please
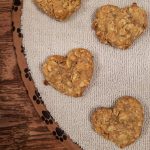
{"left": 91, "top": 96, "right": 144, "bottom": 148}
{"left": 93, "top": 3, "right": 147, "bottom": 49}
{"left": 42, "top": 48, "right": 94, "bottom": 97}
{"left": 34, "top": 0, "right": 81, "bottom": 21}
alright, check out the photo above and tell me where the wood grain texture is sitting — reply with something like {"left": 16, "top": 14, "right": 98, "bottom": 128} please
{"left": 0, "top": 1, "right": 66, "bottom": 149}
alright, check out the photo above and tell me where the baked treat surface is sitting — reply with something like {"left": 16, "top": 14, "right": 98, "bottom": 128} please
{"left": 91, "top": 96, "right": 144, "bottom": 148}
{"left": 34, "top": 0, "right": 81, "bottom": 21}
{"left": 93, "top": 3, "right": 147, "bottom": 49}
{"left": 42, "top": 48, "right": 94, "bottom": 97}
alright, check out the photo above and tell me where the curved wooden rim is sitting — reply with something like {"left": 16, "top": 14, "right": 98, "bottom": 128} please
{"left": 12, "top": 0, "right": 82, "bottom": 149}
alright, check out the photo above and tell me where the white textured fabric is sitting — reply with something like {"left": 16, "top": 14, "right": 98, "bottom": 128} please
{"left": 22, "top": 0, "right": 150, "bottom": 149}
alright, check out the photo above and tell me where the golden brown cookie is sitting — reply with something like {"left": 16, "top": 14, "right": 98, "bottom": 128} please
{"left": 93, "top": 3, "right": 147, "bottom": 49}
{"left": 34, "top": 0, "right": 81, "bottom": 21}
{"left": 42, "top": 48, "right": 94, "bottom": 97}
{"left": 91, "top": 96, "right": 144, "bottom": 148}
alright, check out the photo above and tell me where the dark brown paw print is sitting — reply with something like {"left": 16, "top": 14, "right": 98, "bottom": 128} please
{"left": 21, "top": 45, "right": 26, "bottom": 56}
{"left": 12, "top": 21, "right": 15, "bottom": 32}
{"left": 53, "top": 127, "right": 67, "bottom": 142}
{"left": 74, "top": 142, "right": 83, "bottom": 149}
{"left": 12, "top": 0, "right": 21, "bottom": 12}
{"left": 11, "top": 21, "right": 23, "bottom": 37}
{"left": 17, "top": 28, "right": 23, "bottom": 38}
{"left": 14, "top": 0, "right": 21, "bottom": 5}
{"left": 24, "top": 68, "right": 32, "bottom": 81}
{"left": 41, "top": 111, "right": 54, "bottom": 124}
{"left": 12, "top": 6, "right": 18, "bottom": 11}
{"left": 33, "top": 90, "right": 44, "bottom": 104}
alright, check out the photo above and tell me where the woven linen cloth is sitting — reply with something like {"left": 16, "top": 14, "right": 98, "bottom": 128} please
{"left": 22, "top": 0, "right": 150, "bottom": 149}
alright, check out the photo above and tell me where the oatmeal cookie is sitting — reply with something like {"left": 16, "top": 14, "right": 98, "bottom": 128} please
{"left": 93, "top": 3, "right": 147, "bottom": 49}
{"left": 42, "top": 48, "right": 94, "bottom": 97}
{"left": 34, "top": 0, "right": 81, "bottom": 21}
{"left": 91, "top": 96, "right": 144, "bottom": 148}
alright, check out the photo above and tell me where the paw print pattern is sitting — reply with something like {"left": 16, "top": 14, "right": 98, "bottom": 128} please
{"left": 41, "top": 111, "right": 54, "bottom": 124}
{"left": 17, "top": 28, "right": 23, "bottom": 38}
{"left": 21, "top": 45, "right": 26, "bottom": 56}
{"left": 24, "top": 68, "right": 32, "bottom": 81}
{"left": 33, "top": 90, "right": 44, "bottom": 104}
{"left": 14, "top": 0, "right": 21, "bottom": 5}
{"left": 11, "top": 22, "right": 23, "bottom": 37}
{"left": 12, "top": 0, "right": 21, "bottom": 12}
{"left": 53, "top": 127, "right": 67, "bottom": 142}
{"left": 12, "top": 21, "right": 15, "bottom": 32}
{"left": 74, "top": 142, "right": 83, "bottom": 149}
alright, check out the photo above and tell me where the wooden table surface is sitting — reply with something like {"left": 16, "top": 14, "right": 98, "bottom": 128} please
{"left": 0, "top": 1, "right": 65, "bottom": 149}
